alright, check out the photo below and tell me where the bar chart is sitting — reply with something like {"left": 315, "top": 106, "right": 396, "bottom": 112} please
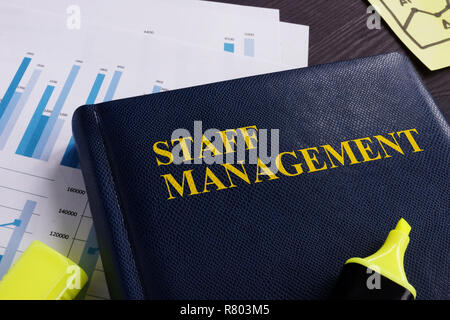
{"left": 103, "top": 70, "right": 123, "bottom": 102}
{"left": 16, "top": 83, "right": 55, "bottom": 157}
{"left": 32, "top": 64, "right": 80, "bottom": 161}
{"left": 0, "top": 54, "right": 35, "bottom": 150}
{"left": 16, "top": 62, "right": 81, "bottom": 161}
{"left": 0, "top": 200, "right": 36, "bottom": 279}
{"left": 60, "top": 68, "right": 123, "bottom": 169}
{"left": 223, "top": 36, "right": 255, "bottom": 57}
{"left": 1, "top": 53, "right": 125, "bottom": 168}
{"left": 244, "top": 35, "right": 255, "bottom": 57}
{"left": 60, "top": 71, "right": 106, "bottom": 169}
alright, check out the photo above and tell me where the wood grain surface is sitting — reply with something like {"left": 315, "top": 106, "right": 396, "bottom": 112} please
{"left": 207, "top": 0, "right": 450, "bottom": 121}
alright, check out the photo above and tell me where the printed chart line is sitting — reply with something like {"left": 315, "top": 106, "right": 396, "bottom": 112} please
{"left": 0, "top": 185, "right": 47, "bottom": 198}
{"left": 0, "top": 166, "right": 55, "bottom": 181}
{"left": 0, "top": 200, "right": 36, "bottom": 279}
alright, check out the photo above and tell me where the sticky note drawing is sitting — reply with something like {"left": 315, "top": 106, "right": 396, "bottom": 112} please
{"left": 380, "top": 0, "right": 450, "bottom": 49}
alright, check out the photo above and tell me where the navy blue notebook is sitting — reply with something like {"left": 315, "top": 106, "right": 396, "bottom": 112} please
{"left": 72, "top": 53, "right": 449, "bottom": 300}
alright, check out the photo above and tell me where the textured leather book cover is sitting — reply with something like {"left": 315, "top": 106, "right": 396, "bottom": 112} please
{"left": 72, "top": 53, "right": 449, "bottom": 300}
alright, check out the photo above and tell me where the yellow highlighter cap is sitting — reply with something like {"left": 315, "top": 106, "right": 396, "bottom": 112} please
{"left": 346, "top": 218, "right": 416, "bottom": 298}
{"left": 0, "top": 241, "right": 88, "bottom": 300}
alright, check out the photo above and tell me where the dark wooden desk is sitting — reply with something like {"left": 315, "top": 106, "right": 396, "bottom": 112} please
{"left": 208, "top": 0, "right": 450, "bottom": 122}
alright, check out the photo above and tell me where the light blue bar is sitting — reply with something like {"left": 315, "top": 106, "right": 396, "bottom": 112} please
{"left": 61, "top": 72, "right": 106, "bottom": 168}
{"left": 60, "top": 137, "right": 78, "bottom": 168}
{"left": 0, "top": 91, "right": 21, "bottom": 137}
{"left": 39, "top": 118, "right": 64, "bottom": 161}
{"left": 76, "top": 225, "right": 100, "bottom": 299}
{"left": 33, "top": 65, "right": 80, "bottom": 159}
{"left": 0, "top": 69, "right": 41, "bottom": 149}
{"left": 0, "top": 200, "right": 36, "bottom": 280}
{"left": 0, "top": 91, "right": 22, "bottom": 135}
{"left": 224, "top": 42, "right": 235, "bottom": 53}
{"left": 152, "top": 85, "right": 162, "bottom": 93}
{"left": 103, "top": 70, "right": 122, "bottom": 102}
{"left": 244, "top": 38, "right": 255, "bottom": 57}
{"left": 23, "top": 115, "right": 49, "bottom": 157}
{"left": 0, "top": 57, "right": 31, "bottom": 119}
{"left": 86, "top": 73, "right": 105, "bottom": 104}
{"left": 16, "top": 85, "right": 54, "bottom": 156}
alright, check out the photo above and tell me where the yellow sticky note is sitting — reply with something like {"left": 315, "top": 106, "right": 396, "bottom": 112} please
{"left": 369, "top": 0, "right": 450, "bottom": 70}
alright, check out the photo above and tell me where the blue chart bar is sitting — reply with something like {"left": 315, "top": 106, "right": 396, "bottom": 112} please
{"left": 61, "top": 72, "right": 106, "bottom": 168}
{"left": 16, "top": 85, "right": 54, "bottom": 157}
{"left": 0, "top": 200, "right": 36, "bottom": 280}
{"left": 152, "top": 85, "right": 162, "bottom": 93}
{"left": 224, "top": 42, "right": 235, "bottom": 53}
{"left": 60, "top": 137, "right": 78, "bottom": 168}
{"left": 33, "top": 64, "right": 80, "bottom": 160}
{"left": 0, "top": 57, "right": 31, "bottom": 119}
{"left": 40, "top": 118, "right": 64, "bottom": 161}
{"left": 244, "top": 38, "right": 255, "bottom": 57}
{"left": 0, "top": 92, "right": 22, "bottom": 136}
{"left": 103, "top": 70, "right": 122, "bottom": 102}
{"left": 0, "top": 69, "right": 41, "bottom": 150}
{"left": 76, "top": 225, "right": 100, "bottom": 299}
{"left": 0, "top": 91, "right": 22, "bottom": 137}
{"left": 86, "top": 73, "right": 105, "bottom": 104}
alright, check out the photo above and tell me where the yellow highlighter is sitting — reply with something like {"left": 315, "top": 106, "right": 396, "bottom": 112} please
{"left": 331, "top": 218, "right": 416, "bottom": 300}
{"left": 0, "top": 241, "right": 88, "bottom": 300}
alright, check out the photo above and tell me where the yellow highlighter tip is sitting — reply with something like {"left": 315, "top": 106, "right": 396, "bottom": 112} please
{"left": 395, "top": 218, "right": 411, "bottom": 236}
{"left": 332, "top": 218, "right": 416, "bottom": 300}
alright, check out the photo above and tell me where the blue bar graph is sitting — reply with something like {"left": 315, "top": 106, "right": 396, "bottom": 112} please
{"left": 61, "top": 137, "right": 78, "bottom": 168}
{"left": 23, "top": 116, "right": 49, "bottom": 157}
{"left": 152, "top": 85, "right": 162, "bottom": 93}
{"left": 76, "top": 225, "right": 100, "bottom": 299}
{"left": 86, "top": 73, "right": 105, "bottom": 104}
{"left": 244, "top": 38, "right": 255, "bottom": 57}
{"left": 40, "top": 118, "right": 64, "bottom": 161}
{"left": 0, "top": 69, "right": 41, "bottom": 150}
{"left": 103, "top": 70, "right": 122, "bottom": 102}
{"left": 0, "top": 56, "right": 31, "bottom": 119}
{"left": 224, "top": 42, "right": 235, "bottom": 53}
{"left": 0, "top": 92, "right": 22, "bottom": 135}
{"left": 33, "top": 64, "right": 80, "bottom": 159}
{"left": 0, "top": 200, "right": 36, "bottom": 280}
{"left": 61, "top": 72, "right": 106, "bottom": 168}
{"left": 16, "top": 85, "right": 54, "bottom": 157}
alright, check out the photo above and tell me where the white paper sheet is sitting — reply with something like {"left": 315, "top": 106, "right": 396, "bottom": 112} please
{"left": 10, "top": 0, "right": 283, "bottom": 63}
{"left": 280, "top": 22, "right": 309, "bottom": 68}
{"left": 9, "top": 1, "right": 309, "bottom": 69}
